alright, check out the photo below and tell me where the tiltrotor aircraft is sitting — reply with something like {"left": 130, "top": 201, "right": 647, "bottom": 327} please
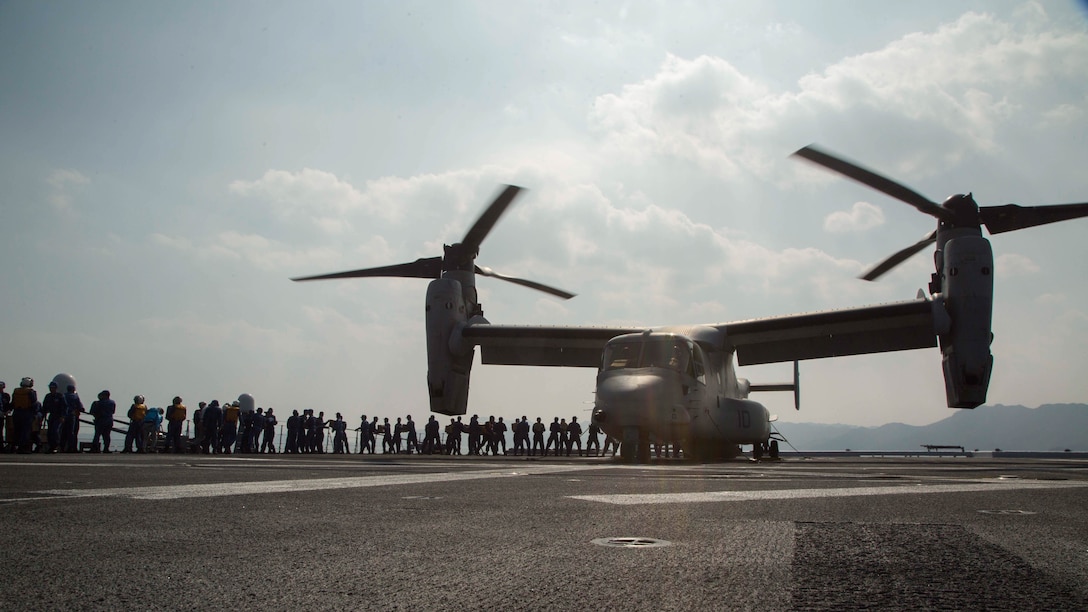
{"left": 294, "top": 146, "right": 1088, "bottom": 461}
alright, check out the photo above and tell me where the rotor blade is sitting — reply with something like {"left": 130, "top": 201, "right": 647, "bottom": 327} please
{"left": 461, "top": 185, "right": 524, "bottom": 252}
{"left": 793, "top": 145, "right": 951, "bottom": 221}
{"left": 475, "top": 266, "right": 576, "bottom": 300}
{"left": 860, "top": 230, "right": 937, "bottom": 281}
{"left": 292, "top": 257, "right": 443, "bottom": 282}
{"left": 980, "top": 202, "right": 1088, "bottom": 235}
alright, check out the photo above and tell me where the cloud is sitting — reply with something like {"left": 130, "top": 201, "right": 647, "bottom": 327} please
{"left": 823, "top": 201, "right": 885, "bottom": 233}
{"left": 587, "top": 9, "right": 1088, "bottom": 181}
{"left": 995, "top": 253, "right": 1039, "bottom": 276}
{"left": 46, "top": 169, "right": 89, "bottom": 212}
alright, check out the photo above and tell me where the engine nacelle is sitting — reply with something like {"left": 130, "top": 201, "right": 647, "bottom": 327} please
{"left": 939, "top": 235, "right": 994, "bottom": 408}
{"left": 425, "top": 278, "right": 474, "bottom": 415}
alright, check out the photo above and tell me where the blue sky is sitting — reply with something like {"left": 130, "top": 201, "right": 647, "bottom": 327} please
{"left": 2, "top": 1, "right": 1086, "bottom": 428}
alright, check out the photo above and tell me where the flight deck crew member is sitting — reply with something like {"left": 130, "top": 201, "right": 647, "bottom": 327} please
{"left": 89, "top": 390, "right": 116, "bottom": 453}
{"left": 467, "top": 415, "right": 481, "bottom": 455}
{"left": 262, "top": 408, "right": 277, "bottom": 453}
{"left": 314, "top": 411, "right": 326, "bottom": 453}
{"left": 496, "top": 417, "right": 508, "bottom": 455}
{"left": 201, "top": 400, "right": 223, "bottom": 454}
{"left": 422, "top": 415, "right": 440, "bottom": 454}
{"left": 330, "top": 413, "right": 348, "bottom": 454}
{"left": 404, "top": 415, "right": 418, "bottom": 454}
{"left": 368, "top": 416, "right": 379, "bottom": 453}
{"left": 392, "top": 417, "right": 404, "bottom": 453}
{"left": 357, "top": 415, "right": 370, "bottom": 454}
{"left": 123, "top": 396, "right": 148, "bottom": 453}
{"left": 566, "top": 416, "right": 583, "bottom": 456}
{"left": 0, "top": 381, "right": 9, "bottom": 451}
{"left": 143, "top": 407, "right": 163, "bottom": 451}
{"left": 11, "top": 378, "right": 38, "bottom": 454}
{"left": 42, "top": 381, "right": 67, "bottom": 453}
{"left": 166, "top": 396, "right": 186, "bottom": 453}
{"left": 381, "top": 417, "right": 393, "bottom": 453}
{"left": 532, "top": 418, "right": 545, "bottom": 456}
{"left": 249, "top": 408, "right": 266, "bottom": 453}
{"left": 285, "top": 410, "right": 301, "bottom": 453}
{"left": 62, "top": 385, "right": 84, "bottom": 453}
{"left": 545, "top": 418, "right": 560, "bottom": 456}
{"left": 586, "top": 421, "right": 601, "bottom": 456}
{"left": 221, "top": 401, "right": 240, "bottom": 453}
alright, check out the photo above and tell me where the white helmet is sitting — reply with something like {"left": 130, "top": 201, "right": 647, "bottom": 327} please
{"left": 134, "top": 395, "right": 145, "bottom": 404}
{"left": 20, "top": 377, "right": 33, "bottom": 388}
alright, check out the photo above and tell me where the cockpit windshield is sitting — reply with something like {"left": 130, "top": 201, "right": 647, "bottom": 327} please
{"left": 603, "top": 337, "right": 692, "bottom": 373}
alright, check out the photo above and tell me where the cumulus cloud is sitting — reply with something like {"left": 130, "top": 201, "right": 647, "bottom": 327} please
{"left": 823, "top": 201, "right": 885, "bottom": 233}
{"left": 587, "top": 9, "right": 1088, "bottom": 181}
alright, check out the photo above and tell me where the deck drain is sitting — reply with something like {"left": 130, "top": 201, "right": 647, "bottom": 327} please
{"left": 591, "top": 537, "right": 672, "bottom": 548}
{"left": 977, "top": 509, "right": 1037, "bottom": 515}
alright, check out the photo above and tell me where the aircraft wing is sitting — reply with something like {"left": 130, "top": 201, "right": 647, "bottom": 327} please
{"left": 461, "top": 325, "right": 647, "bottom": 367}
{"left": 719, "top": 298, "right": 938, "bottom": 366}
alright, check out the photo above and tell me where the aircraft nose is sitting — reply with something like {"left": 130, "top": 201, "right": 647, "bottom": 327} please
{"left": 594, "top": 374, "right": 672, "bottom": 426}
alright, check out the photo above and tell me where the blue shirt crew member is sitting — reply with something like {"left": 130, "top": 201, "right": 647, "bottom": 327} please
{"left": 62, "top": 386, "right": 84, "bottom": 453}
{"left": 88, "top": 390, "right": 116, "bottom": 453}
{"left": 201, "top": 400, "right": 223, "bottom": 454}
{"left": 261, "top": 408, "right": 277, "bottom": 453}
{"left": 42, "top": 381, "right": 68, "bottom": 453}
{"left": 143, "top": 406, "right": 163, "bottom": 452}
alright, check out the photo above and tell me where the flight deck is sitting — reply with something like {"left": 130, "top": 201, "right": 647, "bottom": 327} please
{"left": 1, "top": 454, "right": 1086, "bottom": 610}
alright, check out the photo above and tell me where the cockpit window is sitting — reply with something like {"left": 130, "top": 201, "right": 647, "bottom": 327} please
{"left": 603, "top": 337, "right": 695, "bottom": 374}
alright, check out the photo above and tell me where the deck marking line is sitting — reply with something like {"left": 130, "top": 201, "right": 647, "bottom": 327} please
{"left": 569, "top": 480, "right": 1088, "bottom": 505}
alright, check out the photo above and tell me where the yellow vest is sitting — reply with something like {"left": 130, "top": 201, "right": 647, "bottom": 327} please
{"left": 131, "top": 403, "right": 147, "bottom": 421}
{"left": 168, "top": 404, "right": 187, "bottom": 421}
{"left": 224, "top": 405, "right": 240, "bottom": 423}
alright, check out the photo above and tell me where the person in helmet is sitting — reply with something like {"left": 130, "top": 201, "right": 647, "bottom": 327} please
{"left": 123, "top": 395, "right": 148, "bottom": 453}
{"left": 88, "top": 390, "right": 116, "bottom": 453}
{"left": 165, "top": 396, "right": 187, "bottom": 453}
{"left": 11, "top": 378, "right": 38, "bottom": 453}
{"left": 62, "top": 385, "right": 84, "bottom": 453}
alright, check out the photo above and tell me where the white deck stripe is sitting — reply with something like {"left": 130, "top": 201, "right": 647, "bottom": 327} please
{"left": 37, "top": 465, "right": 589, "bottom": 500}
{"left": 569, "top": 480, "right": 1088, "bottom": 505}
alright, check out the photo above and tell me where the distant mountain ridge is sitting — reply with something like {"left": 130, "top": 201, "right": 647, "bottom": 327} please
{"left": 773, "top": 403, "right": 1088, "bottom": 452}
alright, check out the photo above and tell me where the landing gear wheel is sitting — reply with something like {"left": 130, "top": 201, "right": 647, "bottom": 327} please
{"left": 637, "top": 431, "right": 650, "bottom": 463}
{"left": 769, "top": 440, "right": 779, "bottom": 459}
{"left": 753, "top": 442, "right": 764, "bottom": 460}
{"left": 620, "top": 427, "right": 639, "bottom": 463}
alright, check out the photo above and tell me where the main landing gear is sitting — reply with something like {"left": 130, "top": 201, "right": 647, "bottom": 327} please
{"left": 752, "top": 440, "right": 779, "bottom": 460}
{"left": 620, "top": 427, "right": 650, "bottom": 463}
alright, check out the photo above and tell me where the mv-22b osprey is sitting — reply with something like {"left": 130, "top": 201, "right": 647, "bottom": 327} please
{"left": 294, "top": 146, "right": 1088, "bottom": 461}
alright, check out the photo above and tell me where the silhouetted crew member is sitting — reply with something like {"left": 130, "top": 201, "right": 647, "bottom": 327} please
{"left": 485, "top": 416, "right": 498, "bottom": 455}
{"left": 404, "top": 415, "right": 418, "bottom": 454}
{"left": 602, "top": 434, "right": 620, "bottom": 457}
{"left": 143, "top": 407, "right": 163, "bottom": 451}
{"left": 357, "top": 415, "right": 370, "bottom": 454}
{"left": 392, "top": 417, "right": 404, "bottom": 453}
{"left": 285, "top": 410, "right": 302, "bottom": 453}
{"left": 0, "top": 381, "right": 9, "bottom": 451}
{"left": 381, "top": 417, "right": 393, "bottom": 453}
{"left": 202, "top": 400, "right": 223, "bottom": 454}
{"left": 313, "top": 411, "right": 326, "bottom": 453}
{"left": 496, "top": 417, "right": 508, "bottom": 455}
{"left": 464, "top": 415, "right": 480, "bottom": 455}
{"left": 166, "top": 396, "right": 187, "bottom": 453}
{"left": 586, "top": 421, "right": 601, "bottom": 456}
{"left": 262, "top": 408, "right": 278, "bottom": 453}
{"left": 557, "top": 419, "right": 569, "bottom": 456}
{"left": 221, "top": 401, "right": 241, "bottom": 454}
{"left": 88, "top": 390, "right": 115, "bottom": 453}
{"left": 250, "top": 408, "right": 266, "bottom": 453}
{"left": 421, "top": 415, "right": 440, "bottom": 454}
{"left": 546, "top": 418, "right": 561, "bottom": 455}
{"left": 330, "top": 413, "right": 348, "bottom": 454}
{"left": 11, "top": 378, "right": 38, "bottom": 454}
{"left": 42, "top": 381, "right": 67, "bottom": 453}
{"left": 193, "top": 403, "right": 205, "bottom": 447}
{"left": 368, "top": 416, "right": 379, "bottom": 453}
{"left": 61, "top": 385, "right": 83, "bottom": 453}
{"left": 566, "top": 416, "right": 583, "bottom": 456}
{"left": 532, "top": 418, "right": 546, "bottom": 456}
